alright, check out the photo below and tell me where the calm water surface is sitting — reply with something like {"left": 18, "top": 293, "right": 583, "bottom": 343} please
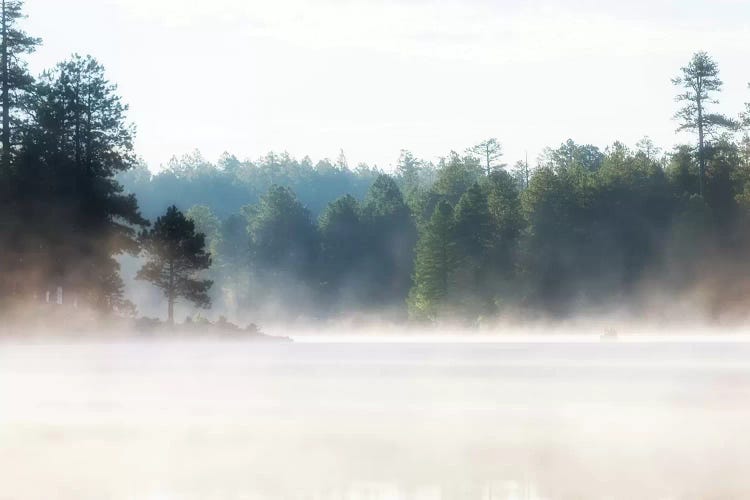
{"left": 1, "top": 338, "right": 749, "bottom": 499}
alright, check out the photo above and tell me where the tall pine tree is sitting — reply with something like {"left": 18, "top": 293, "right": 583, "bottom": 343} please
{"left": 16, "top": 55, "right": 147, "bottom": 309}
{"left": 673, "top": 52, "right": 735, "bottom": 196}
{"left": 0, "top": 0, "right": 38, "bottom": 171}
{"left": 408, "top": 200, "right": 457, "bottom": 321}
{"left": 362, "top": 175, "right": 417, "bottom": 308}
{"left": 453, "top": 183, "right": 494, "bottom": 316}
{"left": 0, "top": 0, "right": 37, "bottom": 299}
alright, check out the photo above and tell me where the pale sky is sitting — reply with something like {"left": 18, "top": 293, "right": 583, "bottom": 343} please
{"left": 25, "top": 0, "right": 750, "bottom": 171}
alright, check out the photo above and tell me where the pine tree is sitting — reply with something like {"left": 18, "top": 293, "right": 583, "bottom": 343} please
{"left": 396, "top": 149, "right": 422, "bottom": 192}
{"left": 484, "top": 170, "right": 523, "bottom": 244}
{"left": 454, "top": 183, "right": 493, "bottom": 261}
{"left": 208, "top": 214, "right": 250, "bottom": 314}
{"left": 408, "top": 200, "right": 457, "bottom": 320}
{"left": 14, "top": 54, "right": 146, "bottom": 307}
{"left": 0, "top": 0, "right": 37, "bottom": 299}
{"left": 249, "top": 185, "right": 318, "bottom": 280}
{"left": 137, "top": 206, "right": 212, "bottom": 325}
{"left": 433, "top": 152, "right": 482, "bottom": 204}
{"left": 362, "top": 175, "right": 417, "bottom": 307}
{"left": 453, "top": 183, "right": 494, "bottom": 315}
{"left": 673, "top": 52, "right": 735, "bottom": 197}
{"left": 468, "top": 138, "right": 504, "bottom": 176}
{"left": 0, "top": 0, "right": 39, "bottom": 171}
{"left": 318, "top": 194, "right": 364, "bottom": 293}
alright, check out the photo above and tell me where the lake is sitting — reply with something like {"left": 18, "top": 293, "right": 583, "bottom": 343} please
{"left": 2, "top": 337, "right": 750, "bottom": 499}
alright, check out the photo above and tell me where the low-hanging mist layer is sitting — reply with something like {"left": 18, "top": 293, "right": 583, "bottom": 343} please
{"left": 3, "top": 337, "right": 750, "bottom": 499}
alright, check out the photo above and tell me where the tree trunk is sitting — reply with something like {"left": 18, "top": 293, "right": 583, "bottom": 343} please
{"left": 167, "top": 259, "right": 175, "bottom": 326}
{"left": 696, "top": 84, "right": 705, "bottom": 198}
{"left": 168, "top": 295, "right": 174, "bottom": 326}
{"left": 525, "top": 152, "right": 529, "bottom": 189}
{"left": 74, "top": 83, "right": 81, "bottom": 168}
{"left": 1, "top": 0, "right": 9, "bottom": 172}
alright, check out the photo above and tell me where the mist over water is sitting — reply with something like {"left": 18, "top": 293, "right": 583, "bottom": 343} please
{"left": 2, "top": 335, "right": 750, "bottom": 499}
{"left": 3, "top": 0, "right": 750, "bottom": 498}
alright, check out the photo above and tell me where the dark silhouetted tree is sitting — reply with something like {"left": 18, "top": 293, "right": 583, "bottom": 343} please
{"left": 14, "top": 54, "right": 146, "bottom": 309}
{"left": 137, "top": 205, "right": 212, "bottom": 325}
{"left": 0, "top": 0, "right": 38, "bottom": 298}
{"left": 0, "top": 0, "right": 39, "bottom": 171}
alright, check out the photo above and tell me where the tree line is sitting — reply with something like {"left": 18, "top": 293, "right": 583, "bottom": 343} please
{"left": 131, "top": 52, "right": 750, "bottom": 324}
{"left": 2, "top": 0, "right": 750, "bottom": 325}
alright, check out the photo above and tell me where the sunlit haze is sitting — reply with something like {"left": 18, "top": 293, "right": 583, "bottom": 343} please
{"left": 25, "top": 0, "right": 750, "bottom": 170}
{"left": 6, "top": 2, "right": 750, "bottom": 498}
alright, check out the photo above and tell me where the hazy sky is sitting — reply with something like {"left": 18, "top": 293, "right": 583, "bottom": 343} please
{"left": 25, "top": 0, "right": 750, "bottom": 171}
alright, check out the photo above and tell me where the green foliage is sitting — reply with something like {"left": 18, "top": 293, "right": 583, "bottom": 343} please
{"left": 319, "top": 195, "right": 364, "bottom": 291}
{"left": 673, "top": 52, "right": 734, "bottom": 135}
{"left": 433, "top": 152, "right": 482, "bottom": 204}
{"left": 483, "top": 170, "right": 523, "bottom": 243}
{"left": 636, "top": 136, "right": 662, "bottom": 161}
{"left": 118, "top": 150, "right": 382, "bottom": 221}
{"left": 0, "top": 0, "right": 40, "bottom": 170}
{"left": 481, "top": 170, "right": 523, "bottom": 308}
{"left": 209, "top": 214, "right": 251, "bottom": 314}
{"left": 452, "top": 184, "right": 495, "bottom": 317}
{"left": 364, "top": 174, "right": 411, "bottom": 218}
{"left": 511, "top": 160, "right": 531, "bottom": 190}
{"left": 742, "top": 83, "right": 750, "bottom": 129}
{"left": 137, "top": 205, "right": 212, "bottom": 324}
{"left": 540, "top": 139, "right": 604, "bottom": 173}
{"left": 396, "top": 149, "right": 422, "bottom": 192}
{"left": 186, "top": 204, "right": 221, "bottom": 253}
{"left": 454, "top": 184, "right": 492, "bottom": 261}
{"left": 408, "top": 201, "right": 457, "bottom": 320}
{"left": 248, "top": 185, "right": 318, "bottom": 279}
{"left": 673, "top": 51, "right": 736, "bottom": 196}
{"left": 361, "top": 175, "right": 418, "bottom": 308}
{"left": 7, "top": 8, "right": 750, "bottom": 327}
{"left": 468, "top": 138, "right": 505, "bottom": 175}
{"left": 516, "top": 143, "right": 679, "bottom": 312}
{"left": 215, "top": 214, "right": 249, "bottom": 270}
{"left": 9, "top": 54, "right": 147, "bottom": 311}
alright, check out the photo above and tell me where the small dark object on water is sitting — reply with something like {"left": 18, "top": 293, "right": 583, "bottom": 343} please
{"left": 601, "top": 328, "right": 618, "bottom": 342}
